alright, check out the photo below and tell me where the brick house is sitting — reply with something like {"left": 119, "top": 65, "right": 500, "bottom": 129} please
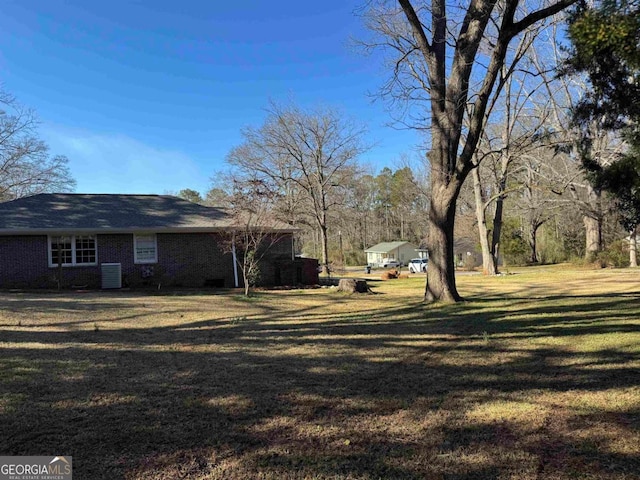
{"left": 0, "top": 193, "right": 318, "bottom": 289}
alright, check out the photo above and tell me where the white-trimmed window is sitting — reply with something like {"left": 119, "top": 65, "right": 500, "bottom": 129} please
{"left": 49, "top": 235, "right": 97, "bottom": 267}
{"left": 134, "top": 234, "right": 157, "bottom": 264}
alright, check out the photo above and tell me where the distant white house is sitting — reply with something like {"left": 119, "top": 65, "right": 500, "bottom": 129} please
{"left": 365, "top": 241, "right": 420, "bottom": 266}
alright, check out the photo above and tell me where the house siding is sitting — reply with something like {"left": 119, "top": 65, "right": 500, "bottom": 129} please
{"left": 155, "top": 233, "right": 235, "bottom": 288}
{"left": 365, "top": 242, "right": 419, "bottom": 266}
{"left": 99, "top": 234, "right": 147, "bottom": 287}
{"left": 255, "top": 234, "right": 293, "bottom": 286}
{"left": 0, "top": 236, "right": 52, "bottom": 288}
{"left": 0, "top": 232, "right": 313, "bottom": 289}
{"left": 0, "top": 234, "right": 129, "bottom": 289}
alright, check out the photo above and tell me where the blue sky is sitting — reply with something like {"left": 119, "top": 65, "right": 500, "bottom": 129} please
{"left": 0, "top": 0, "right": 423, "bottom": 195}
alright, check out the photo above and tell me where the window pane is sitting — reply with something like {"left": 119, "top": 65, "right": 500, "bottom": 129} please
{"left": 52, "top": 249, "right": 72, "bottom": 265}
{"left": 51, "top": 236, "right": 72, "bottom": 265}
{"left": 50, "top": 235, "right": 96, "bottom": 266}
{"left": 75, "top": 235, "right": 96, "bottom": 264}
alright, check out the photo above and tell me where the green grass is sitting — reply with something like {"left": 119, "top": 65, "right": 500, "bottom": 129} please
{"left": 0, "top": 265, "right": 639, "bottom": 479}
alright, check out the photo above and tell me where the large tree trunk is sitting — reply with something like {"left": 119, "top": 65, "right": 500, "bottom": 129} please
{"left": 491, "top": 196, "right": 505, "bottom": 270}
{"left": 630, "top": 227, "right": 638, "bottom": 268}
{"left": 529, "top": 224, "right": 539, "bottom": 264}
{"left": 472, "top": 167, "right": 498, "bottom": 275}
{"left": 583, "top": 185, "right": 603, "bottom": 261}
{"left": 425, "top": 181, "right": 462, "bottom": 303}
{"left": 584, "top": 215, "right": 602, "bottom": 261}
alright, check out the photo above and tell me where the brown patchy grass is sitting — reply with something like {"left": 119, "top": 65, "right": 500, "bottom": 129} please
{"left": 1, "top": 265, "right": 639, "bottom": 479}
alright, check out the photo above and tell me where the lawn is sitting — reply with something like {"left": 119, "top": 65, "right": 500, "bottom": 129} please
{"left": 1, "top": 265, "right": 639, "bottom": 479}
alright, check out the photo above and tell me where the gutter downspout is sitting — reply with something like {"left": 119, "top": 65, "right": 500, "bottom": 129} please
{"left": 232, "top": 232, "right": 239, "bottom": 288}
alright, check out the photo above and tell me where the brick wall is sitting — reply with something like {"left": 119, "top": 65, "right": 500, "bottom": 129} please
{"left": 99, "top": 234, "right": 144, "bottom": 288}
{"left": 155, "top": 233, "right": 235, "bottom": 287}
{"left": 0, "top": 231, "right": 312, "bottom": 289}
{"left": 0, "top": 235, "right": 118, "bottom": 288}
{"left": 0, "top": 236, "right": 52, "bottom": 288}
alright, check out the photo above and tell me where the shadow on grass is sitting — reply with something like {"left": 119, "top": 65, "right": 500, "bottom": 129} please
{"left": 0, "top": 290, "right": 639, "bottom": 479}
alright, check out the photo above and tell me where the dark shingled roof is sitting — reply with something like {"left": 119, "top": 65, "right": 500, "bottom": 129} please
{"left": 0, "top": 194, "right": 294, "bottom": 234}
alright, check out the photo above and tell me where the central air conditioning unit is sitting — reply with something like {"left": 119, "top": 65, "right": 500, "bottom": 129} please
{"left": 101, "top": 263, "right": 122, "bottom": 289}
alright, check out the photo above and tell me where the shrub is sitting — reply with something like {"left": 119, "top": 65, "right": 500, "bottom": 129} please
{"left": 569, "top": 255, "right": 588, "bottom": 266}
{"left": 463, "top": 254, "right": 478, "bottom": 271}
{"left": 596, "top": 240, "right": 629, "bottom": 268}
{"left": 501, "top": 220, "right": 529, "bottom": 266}
{"left": 344, "top": 249, "right": 366, "bottom": 266}
{"left": 538, "top": 228, "right": 569, "bottom": 264}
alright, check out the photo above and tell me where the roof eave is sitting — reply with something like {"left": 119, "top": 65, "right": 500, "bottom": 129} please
{"left": 0, "top": 226, "right": 297, "bottom": 236}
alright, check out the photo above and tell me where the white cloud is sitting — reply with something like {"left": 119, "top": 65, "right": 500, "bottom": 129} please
{"left": 41, "top": 127, "right": 210, "bottom": 195}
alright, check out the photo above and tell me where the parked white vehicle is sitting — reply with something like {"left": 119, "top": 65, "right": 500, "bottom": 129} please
{"left": 381, "top": 258, "right": 402, "bottom": 268}
{"left": 408, "top": 258, "right": 428, "bottom": 273}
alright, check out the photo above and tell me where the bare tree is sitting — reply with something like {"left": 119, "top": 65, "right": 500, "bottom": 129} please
{"left": 360, "top": 0, "right": 576, "bottom": 302}
{"left": 220, "top": 179, "right": 292, "bottom": 296}
{"left": 341, "top": 172, "right": 378, "bottom": 254}
{"left": 515, "top": 151, "right": 563, "bottom": 262}
{"left": 227, "top": 101, "right": 368, "bottom": 274}
{"left": 0, "top": 90, "right": 75, "bottom": 200}
{"left": 529, "top": 33, "right": 625, "bottom": 262}
{"left": 471, "top": 29, "right": 551, "bottom": 275}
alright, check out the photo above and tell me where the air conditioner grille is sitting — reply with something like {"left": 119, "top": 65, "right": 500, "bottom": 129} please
{"left": 101, "top": 263, "right": 122, "bottom": 289}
